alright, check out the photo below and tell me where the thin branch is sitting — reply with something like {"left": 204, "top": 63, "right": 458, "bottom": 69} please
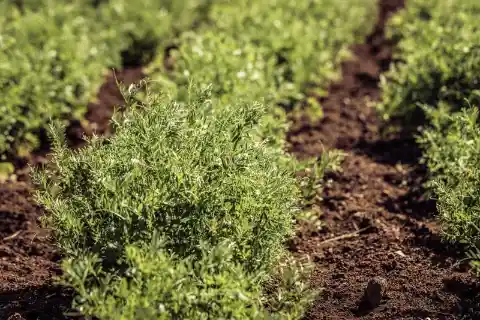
{"left": 318, "top": 226, "right": 371, "bottom": 246}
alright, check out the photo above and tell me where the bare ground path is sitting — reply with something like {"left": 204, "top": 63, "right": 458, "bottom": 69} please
{"left": 288, "top": 0, "right": 480, "bottom": 319}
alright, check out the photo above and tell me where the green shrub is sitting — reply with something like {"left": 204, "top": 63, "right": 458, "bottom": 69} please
{"left": 62, "top": 237, "right": 267, "bottom": 319}
{"left": 34, "top": 85, "right": 312, "bottom": 318}
{"left": 34, "top": 84, "right": 296, "bottom": 275}
{"left": 61, "top": 235, "right": 315, "bottom": 319}
{"left": 149, "top": 0, "right": 377, "bottom": 102}
{"left": 147, "top": 0, "right": 377, "bottom": 150}
{"left": 149, "top": 30, "right": 291, "bottom": 148}
{"left": 419, "top": 105, "right": 480, "bottom": 252}
{"left": 0, "top": 0, "right": 211, "bottom": 159}
{"left": 0, "top": 2, "right": 111, "bottom": 158}
{"left": 379, "top": 0, "right": 480, "bottom": 124}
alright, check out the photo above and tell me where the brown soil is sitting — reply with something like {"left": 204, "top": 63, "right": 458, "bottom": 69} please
{"left": 0, "top": 68, "right": 143, "bottom": 320}
{"left": 288, "top": 0, "right": 480, "bottom": 319}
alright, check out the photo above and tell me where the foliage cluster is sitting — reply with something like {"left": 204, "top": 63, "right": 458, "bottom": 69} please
{"left": 0, "top": 0, "right": 207, "bottom": 160}
{"left": 379, "top": 0, "right": 480, "bottom": 271}
{"left": 34, "top": 86, "right": 305, "bottom": 318}
{"left": 419, "top": 106, "right": 480, "bottom": 253}
{"left": 0, "top": 2, "right": 110, "bottom": 157}
{"left": 379, "top": 0, "right": 480, "bottom": 124}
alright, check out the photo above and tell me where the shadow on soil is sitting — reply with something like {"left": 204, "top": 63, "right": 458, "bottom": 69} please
{"left": 0, "top": 285, "right": 77, "bottom": 320}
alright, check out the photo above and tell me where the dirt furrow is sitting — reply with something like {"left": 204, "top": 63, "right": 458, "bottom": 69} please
{"left": 288, "top": 0, "right": 480, "bottom": 318}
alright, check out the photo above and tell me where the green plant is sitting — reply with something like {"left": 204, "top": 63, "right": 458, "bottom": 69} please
{"left": 379, "top": 0, "right": 480, "bottom": 125}
{"left": 148, "top": 30, "right": 291, "bottom": 149}
{"left": 62, "top": 236, "right": 268, "bottom": 319}
{"left": 0, "top": 2, "right": 111, "bottom": 158}
{"left": 0, "top": 0, "right": 211, "bottom": 160}
{"left": 147, "top": 0, "right": 377, "bottom": 145}
{"left": 419, "top": 105, "right": 480, "bottom": 253}
{"left": 379, "top": 0, "right": 480, "bottom": 273}
{"left": 33, "top": 85, "right": 311, "bottom": 318}
{"left": 206, "top": 0, "right": 377, "bottom": 103}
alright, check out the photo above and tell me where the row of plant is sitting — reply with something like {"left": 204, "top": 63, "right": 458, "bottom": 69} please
{"left": 379, "top": 0, "right": 480, "bottom": 271}
{"left": 27, "top": 0, "right": 379, "bottom": 318}
{"left": 0, "top": 0, "right": 207, "bottom": 164}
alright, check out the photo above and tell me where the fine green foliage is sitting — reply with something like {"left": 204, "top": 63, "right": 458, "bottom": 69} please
{"left": 34, "top": 85, "right": 298, "bottom": 272}
{"left": 61, "top": 236, "right": 316, "bottom": 319}
{"left": 0, "top": 0, "right": 208, "bottom": 159}
{"left": 33, "top": 85, "right": 311, "bottom": 318}
{"left": 379, "top": 0, "right": 480, "bottom": 124}
{"left": 419, "top": 106, "right": 480, "bottom": 255}
{"left": 0, "top": 2, "right": 111, "bottom": 157}
{"left": 205, "top": 0, "right": 377, "bottom": 101}
{"left": 21, "top": 1, "right": 375, "bottom": 317}
{"left": 147, "top": 0, "right": 377, "bottom": 147}
{"left": 62, "top": 237, "right": 267, "bottom": 319}
{"left": 150, "top": 30, "right": 290, "bottom": 148}
{"left": 96, "top": 0, "right": 212, "bottom": 66}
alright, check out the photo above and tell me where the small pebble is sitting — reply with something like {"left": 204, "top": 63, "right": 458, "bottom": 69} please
{"left": 395, "top": 250, "right": 406, "bottom": 257}
{"left": 362, "top": 276, "right": 387, "bottom": 308}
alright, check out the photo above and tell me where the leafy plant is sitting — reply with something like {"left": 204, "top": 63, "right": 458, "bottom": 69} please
{"left": 419, "top": 106, "right": 480, "bottom": 256}
{"left": 62, "top": 236, "right": 267, "bottom": 319}
{"left": 147, "top": 0, "right": 377, "bottom": 148}
{"left": 0, "top": 1, "right": 111, "bottom": 158}
{"left": 96, "top": 0, "right": 212, "bottom": 66}
{"left": 0, "top": 0, "right": 209, "bottom": 160}
{"left": 206, "top": 0, "right": 377, "bottom": 103}
{"left": 379, "top": 0, "right": 480, "bottom": 125}
{"left": 33, "top": 85, "right": 312, "bottom": 318}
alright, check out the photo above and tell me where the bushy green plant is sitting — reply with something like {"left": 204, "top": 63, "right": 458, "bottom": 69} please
{"left": 62, "top": 235, "right": 316, "bottom": 319}
{"left": 0, "top": 0, "right": 212, "bottom": 160}
{"left": 146, "top": 0, "right": 376, "bottom": 156}
{"left": 419, "top": 105, "right": 480, "bottom": 252}
{"left": 149, "top": 0, "right": 377, "bottom": 103}
{"left": 34, "top": 85, "right": 298, "bottom": 271}
{"left": 148, "top": 30, "right": 291, "bottom": 148}
{"left": 379, "top": 0, "right": 480, "bottom": 124}
{"left": 0, "top": 2, "right": 111, "bottom": 158}
{"left": 34, "top": 85, "right": 315, "bottom": 318}
{"left": 379, "top": 0, "right": 480, "bottom": 272}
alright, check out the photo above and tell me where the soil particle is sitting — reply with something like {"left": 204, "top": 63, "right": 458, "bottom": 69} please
{"left": 288, "top": 0, "right": 480, "bottom": 319}
{"left": 0, "top": 68, "right": 143, "bottom": 319}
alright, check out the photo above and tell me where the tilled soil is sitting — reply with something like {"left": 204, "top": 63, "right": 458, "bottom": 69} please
{"left": 288, "top": 0, "right": 480, "bottom": 319}
{"left": 0, "top": 68, "right": 143, "bottom": 320}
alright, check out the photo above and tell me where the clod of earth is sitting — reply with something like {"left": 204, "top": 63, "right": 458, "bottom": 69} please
{"left": 360, "top": 276, "right": 388, "bottom": 310}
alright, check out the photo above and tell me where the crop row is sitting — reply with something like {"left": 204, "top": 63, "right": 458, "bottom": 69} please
{"left": 380, "top": 0, "right": 480, "bottom": 271}
{"left": 0, "top": 0, "right": 380, "bottom": 318}
{"left": 0, "top": 0, "right": 207, "bottom": 161}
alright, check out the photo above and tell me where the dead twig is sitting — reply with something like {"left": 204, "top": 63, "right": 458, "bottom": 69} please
{"left": 2, "top": 230, "right": 22, "bottom": 241}
{"left": 318, "top": 226, "right": 371, "bottom": 246}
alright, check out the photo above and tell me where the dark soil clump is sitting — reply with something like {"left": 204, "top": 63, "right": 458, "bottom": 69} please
{"left": 288, "top": 0, "right": 480, "bottom": 318}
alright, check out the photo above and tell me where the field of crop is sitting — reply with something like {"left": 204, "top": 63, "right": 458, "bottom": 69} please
{"left": 1, "top": 0, "right": 479, "bottom": 319}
